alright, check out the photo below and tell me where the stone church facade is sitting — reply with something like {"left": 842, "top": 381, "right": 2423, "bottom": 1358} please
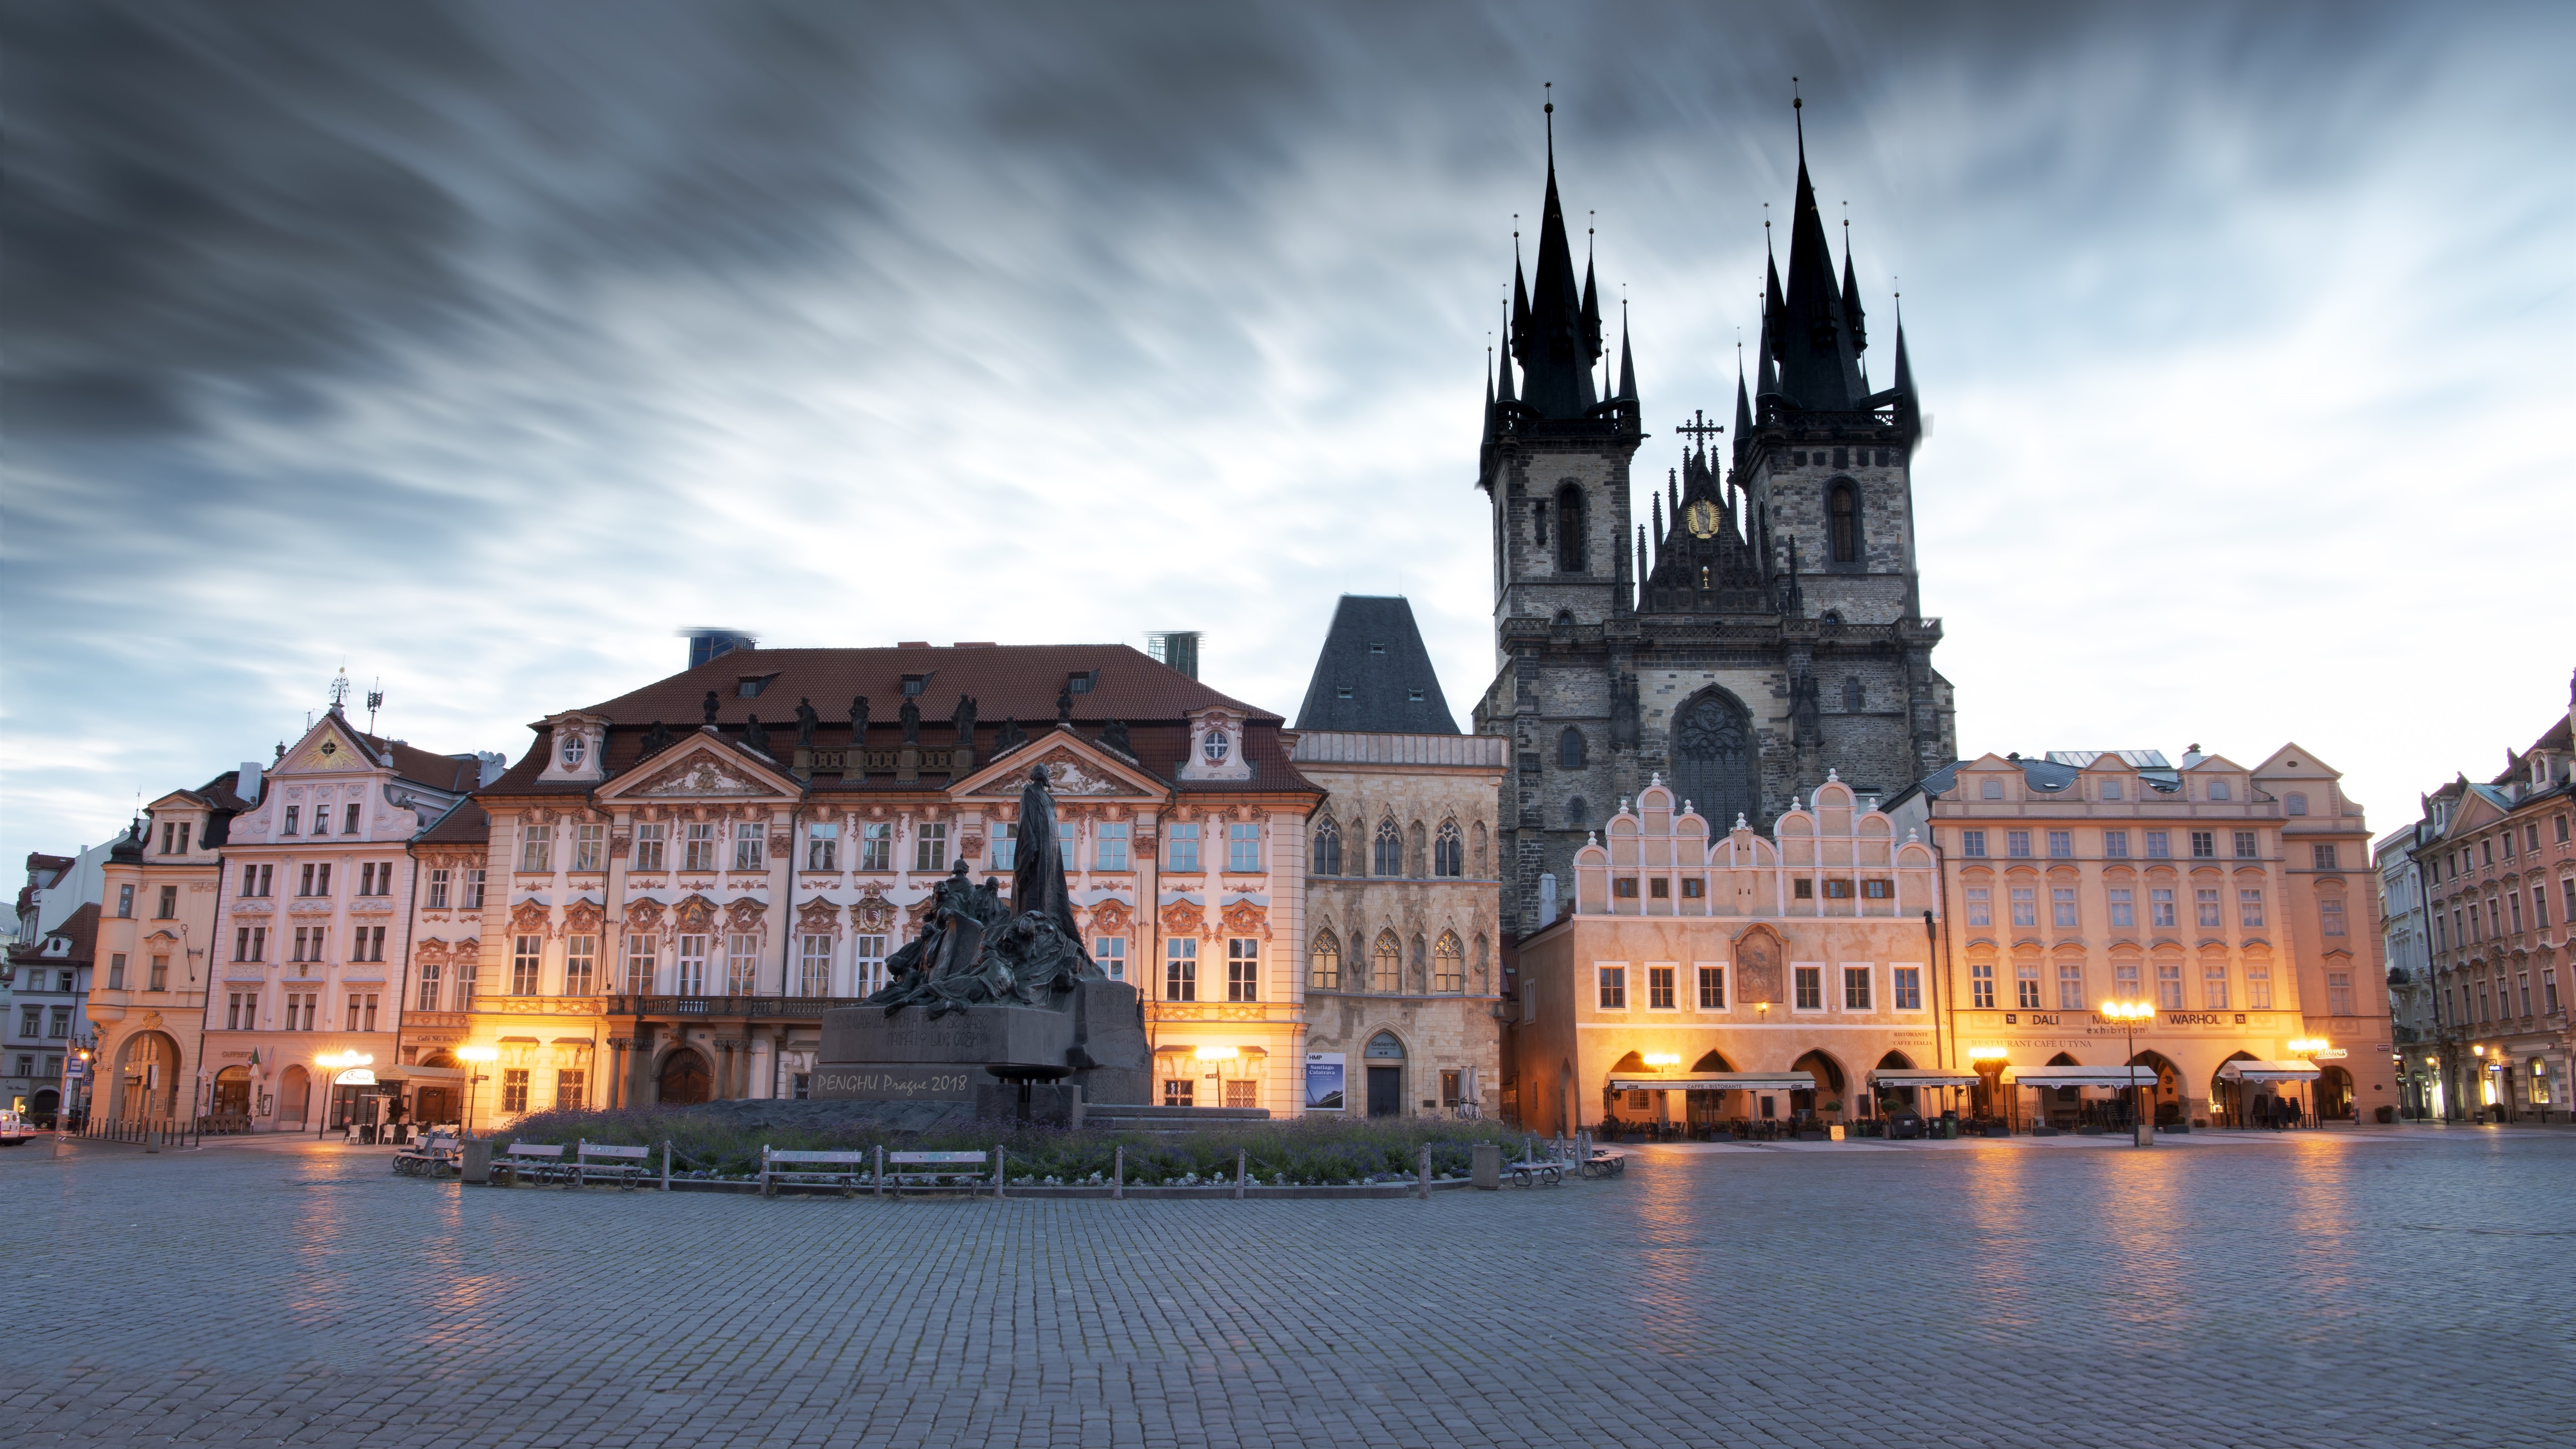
{"left": 1473, "top": 102, "right": 1957, "bottom": 937}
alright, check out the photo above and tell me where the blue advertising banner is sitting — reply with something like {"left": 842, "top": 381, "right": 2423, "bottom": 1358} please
{"left": 1305, "top": 1053, "right": 1346, "bottom": 1111}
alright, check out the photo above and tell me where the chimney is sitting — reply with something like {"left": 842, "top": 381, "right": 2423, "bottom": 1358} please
{"left": 1148, "top": 631, "right": 1202, "bottom": 680}
{"left": 2182, "top": 743, "right": 2205, "bottom": 768}
{"left": 238, "top": 762, "right": 263, "bottom": 804}
{"left": 477, "top": 751, "right": 507, "bottom": 787}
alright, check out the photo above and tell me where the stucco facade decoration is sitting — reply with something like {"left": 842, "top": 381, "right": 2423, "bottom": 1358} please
{"left": 1291, "top": 730, "right": 1507, "bottom": 1119}
{"left": 411, "top": 643, "right": 1324, "bottom": 1125}
{"left": 1511, "top": 775, "right": 1945, "bottom": 1136}
{"left": 87, "top": 774, "right": 251, "bottom": 1124}
{"left": 2405, "top": 681, "right": 2574, "bottom": 1122}
{"left": 200, "top": 709, "right": 480, "bottom": 1134}
{"left": 1886, "top": 744, "right": 2395, "bottom": 1128}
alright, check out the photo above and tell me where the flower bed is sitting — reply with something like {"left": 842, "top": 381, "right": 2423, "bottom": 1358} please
{"left": 497, "top": 1106, "right": 1514, "bottom": 1187}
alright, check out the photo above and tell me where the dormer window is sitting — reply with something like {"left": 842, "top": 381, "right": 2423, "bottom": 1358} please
{"left": 901, "top": 675, "right": 927, "bottom": 696}
{"left": 1202, "top": 728, "right": 1231, "bottom": 765}
{"left": 1067, "top": 671, "right": 1095, "bottom": 694}
{"left": 1336, "top": 685, "right": 1353, "bottom": 699}
{"left": 1408, "top": 688, "right": 1425, "bottom": 702}
{"left": 1368, "top": 642, "right": 1387, "bottom": 655}
{"left": 560, "top": 732, "right": 587, "bottom": 768}
{"left": 737, "top": 674, "right": 775, "bottom": 698}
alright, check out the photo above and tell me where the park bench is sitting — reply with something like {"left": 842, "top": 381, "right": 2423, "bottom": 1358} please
{"left": 884, "top": 1149, "right": 992, "bottom": 1196}
{"left": 392, "top": 1134, "right": 459, "bottom": 1177}
{"left": 494, "top": 1142, "right": 569, "bottom": 1185}
{"left": 759, "top": 1146, "right": 873, "bottom": 1197}
{"left": 1502, "top": 1148, "right": 1563, "bottom": 1187}
{"left": 1579, "top": 1147, "right": 1628, "bottom": 1178}
{"left": 573, "top": 1141, "right": 653, "bottom": 1190}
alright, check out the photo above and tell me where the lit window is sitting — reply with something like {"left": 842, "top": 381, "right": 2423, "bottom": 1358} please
{"left": 2203, "top": 962, "right": 2229, "bottom": 1009}
{"left": 1227, "top": 938, "right": 1260, "bottom": 1002}
{"left": 1795, "top": 964, "right": 1825, "bottom": 1011}
{"left": 1165, "top": 938, "right": 1197, "bottom": 1002}
{"left": 564, "top": 936, "right": 596, "bottom": 995}
{"left": 501, "top": 1070, "right": 530, "bottom": 1115}
{"left": 1167, "top": 823, "right": 1200, "bottom": 872}
{"left": 1433, "top": 934, "right": 1465, "bottom": 993}
{"left": 511, "top": 935, "right": 542, "bottom": 995}
{"left": 1373, "top": 934, "right": 1403, "bottom": 993}
{"left": 1308, "top": 932, "right": 1340, "bottom": 990}
{"left": 1597, "top": 965, "right": 1627, "bottom": 1010}
{"left": 2015, "top": 961, "right": 2041, "bottom": 1009}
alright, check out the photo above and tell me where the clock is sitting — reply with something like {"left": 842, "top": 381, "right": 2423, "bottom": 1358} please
{"left": 1681, "top": 499, "right": 1721, "bottom": 539}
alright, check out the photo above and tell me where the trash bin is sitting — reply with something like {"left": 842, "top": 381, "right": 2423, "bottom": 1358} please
{"left": 1472, "top": 1143, "right": 1501, "bottom": 1190}
{"left": 462, "top": 1139, "right": 495, "bottom": 1184}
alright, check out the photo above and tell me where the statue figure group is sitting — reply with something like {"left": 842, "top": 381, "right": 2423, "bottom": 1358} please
{"left": 868, "top": 763, "right": 1099, "bottom": 1019}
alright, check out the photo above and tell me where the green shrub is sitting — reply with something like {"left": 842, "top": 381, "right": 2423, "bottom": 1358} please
{"left": 499, "top": 1107, "right": 1512, "bottom": 1185}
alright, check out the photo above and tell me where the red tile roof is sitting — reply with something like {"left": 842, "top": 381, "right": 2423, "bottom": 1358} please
{"left": 483, "top": 645, "right": 1315, "bottom": 799}
{"left": 9, "top": 900, "right": 97, "bottom": 966}
{"left": 415, "top": 801, "right": 492, "bottom": 846}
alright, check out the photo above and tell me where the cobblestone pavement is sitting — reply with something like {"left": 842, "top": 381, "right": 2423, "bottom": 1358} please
{"left": 5, "top": 1125, "right": 2571, "bottom": 1447}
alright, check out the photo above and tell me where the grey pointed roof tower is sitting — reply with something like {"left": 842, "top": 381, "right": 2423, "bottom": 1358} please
{"left": 1614, "top": 301, "right": 1637, "bottom": 403}
{"left": 1293, "top": 596, "right": 1460, "bottom": 734}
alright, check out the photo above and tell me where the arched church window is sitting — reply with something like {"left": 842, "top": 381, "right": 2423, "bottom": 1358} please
{"left": 1310, "top": 819, "right": 1341, "bottom": 876}
{"left": 1828, "top": 480, "right": 1861, "bottom": 563}
{"left": 1843, "top": 678, "right": 1864, "bottom": 712}
{"left": 1309, "top": 930, "right": 1341, "bottom": 990}
{"left": 1567, "top": 796, "right": 1590, "bottom": 830}
{"left": 1533, "top": 500, "right": 1549, "bottom": 546}
{"left": 1433, "top": 821, "right": 1464, "bottom": 877}
{"left": 1553, "top": 609, "right": 1576, "bottom": 626}
{"left": 1372, "top": 820, "right": 1403, "bottom": 878}
{"left": 1671, "top": 690, "right": 1758, "bottom": 834}
{"left": 1559, "top": 727, "right": 1586, "bottom": 770}
{"left": 1433, "top": 932, "right": 1465, "bottom": 993}
{"left": 1556, "top": 484, "right": 1586, "bottom": 573}
{"left": 1371, "top": 931, "right": 1403, "bottom": 993}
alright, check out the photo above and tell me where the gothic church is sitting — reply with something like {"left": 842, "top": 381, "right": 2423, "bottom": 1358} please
{"left": 1471, "top": 99, "right": 1957, "bottom": 936}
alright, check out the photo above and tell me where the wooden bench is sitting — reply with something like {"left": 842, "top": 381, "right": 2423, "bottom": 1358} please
{"left": 392, "top": 1134, "right": 458, "bottom": 1177}
{"left": 1579, "top": 1148, "right": 1628, "bottom": 1178}
{"left": 759, "top": 1146, "right": 873, "bottom": 1197}
{"left": 573, "top": 1141, "right": 653, "bottom": 1190}
{"left": 1503, "top": 1156, "right": 1562, "bottom": 1187}
{"left": 494, "top": 1142, "right": 569, "bottom": 1185}
{"left": 885, "top": 1149, "right": 992, "bottom": 1196}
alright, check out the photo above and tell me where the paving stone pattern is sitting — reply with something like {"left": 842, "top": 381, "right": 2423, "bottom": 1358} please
{"left": 6, "top": 1126, "right": 2572, "bottom": 1447}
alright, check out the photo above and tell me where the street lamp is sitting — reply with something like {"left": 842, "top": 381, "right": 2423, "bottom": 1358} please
{"left": 314, "top": 1050, "right": 376, "bottom": 1140}
{"left": 2100, "top": 1001, "right": 2156, "bottom": 1146}
{"left": 456, "top": 1045, "right": 499, "bottom": 1139}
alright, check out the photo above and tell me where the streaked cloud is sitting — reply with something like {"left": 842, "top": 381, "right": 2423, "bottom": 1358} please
{"left": 5, "top": 1, "right": 2568, "bottom": 861}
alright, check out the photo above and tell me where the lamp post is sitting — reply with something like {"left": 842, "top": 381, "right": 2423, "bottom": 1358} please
{"left": 2100, "top": 1001, "right": 2156, "bottom": 1146}
{"left": 2287, "top": 1037, "right": 2327, "bottom": 1128}
{"left": 1968, "top": 1046, "right": 2008, "bottom": 1131}
{"left": 457, "top": 1045, "right": 499, "bottom": 1139}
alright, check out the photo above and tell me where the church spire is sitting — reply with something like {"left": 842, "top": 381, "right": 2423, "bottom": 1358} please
{"left": 1841, "top": 217, "right": 1868, "bottom": 354}
{"left": 1777, "top": 84, "right": 1867, "bottom": 412}
{"left": 1614, "top": 300, "right": 1637, "bottom": 404}
{"left": 1733, "top": 348, "right": 1755, "bottom": 465}
{"left": 1512, "top": 90, "right": 1602, "bottom": 420}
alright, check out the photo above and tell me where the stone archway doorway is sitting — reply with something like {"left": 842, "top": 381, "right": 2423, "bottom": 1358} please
{"left": 112, "top": 1029, "right": 181, "bottom": 1121}
{"left": 1790, "top": 1050, "right": 1847, "bottom": 1122}
{"left": 658, "top": 1048, "right": 711, "bottom": 1106}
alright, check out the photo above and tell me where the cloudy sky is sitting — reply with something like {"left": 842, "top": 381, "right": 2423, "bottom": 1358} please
{"left": 7, "top": 1, "right": 2570, "bottom": 866}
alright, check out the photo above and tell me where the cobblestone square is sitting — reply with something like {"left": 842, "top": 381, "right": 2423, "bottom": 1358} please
{"left": 6, "top": 1126, "right": 2571, "bottom": 1447}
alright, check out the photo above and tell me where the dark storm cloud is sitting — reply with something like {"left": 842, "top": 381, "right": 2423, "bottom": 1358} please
{"left": 5, "top": 1, "right": 2569, "bottom": 870}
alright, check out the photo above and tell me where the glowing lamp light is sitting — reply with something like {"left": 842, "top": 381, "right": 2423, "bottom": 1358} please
{"left": 2099, "top": 1000, "right": 2155, "bottom": 1023}
{"left": 1642, "top": 1053, "right": 1682, "bottom": 1070}
{"left": 1969, "top": 1046, "right": 2009, "bottom": 1063}
{"left": 2287, "top": 1037, "right": 2328, "bottom": 1058}
{"left": 1192, "top": 1045, "right": 1240, "bottom": 1063}
{"left": 456, "top": 1045, "right": 500, "bottom": 1065}
{"left": 317, "top": 1050, "right": 375, "bottom": 1070}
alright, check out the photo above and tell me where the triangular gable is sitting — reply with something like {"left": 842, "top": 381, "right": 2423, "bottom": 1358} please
{"left": 2437, "top": 781, "right": 2506, "bottom": 844}
{"left": 2250, "top": 742, "right": 2338, "bottom": 780}
{"left": 2182, "top": 752, "right": 2247, "bottom": 774}
{"left": 276, "top": 712, "right": 382, "bottom": 777}
{"left": 597, "top": 729, "right": 801, "bottom": 803}
{"left": 951, "top": 728, "right": 1165, "bottom": 799}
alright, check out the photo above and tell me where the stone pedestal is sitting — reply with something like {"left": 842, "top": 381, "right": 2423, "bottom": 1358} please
{"left": 812, "top": 978, "right": 1150, "bottom": 1115}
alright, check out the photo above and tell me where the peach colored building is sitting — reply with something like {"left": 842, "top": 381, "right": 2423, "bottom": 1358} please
{"left": 1511, "top": 775, "right": 1950, "bottom": 1135}
{"left": 1886, "top": 745, "right": 2393, "bottom": 1127}
{"left": 88, "top": 771, "right": 254, "bottom": 1124}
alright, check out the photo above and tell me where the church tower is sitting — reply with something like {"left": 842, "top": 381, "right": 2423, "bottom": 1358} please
{"left": 1473, "top": 100, "right": 1646, "bottom": 937}
{"left": 1476, "top": 93, "right": 1955, "bottom": 939}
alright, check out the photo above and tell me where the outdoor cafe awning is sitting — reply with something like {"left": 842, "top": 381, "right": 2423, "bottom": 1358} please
{"left": 1606, "top": 1072, "right": 1824, "bottom": 1092}
{"left": 378, "top": 1064, "right": 467, "bottom": 1082}
{"left": 2218, "top": 1060, "right": 2321, "bottom": 1083}
{"left": 2004, "top": 1066, "right": 2162, "bottom": 1089}
{"left": 1869, "top": 1069, "right": 1983, "bottom": 1088}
